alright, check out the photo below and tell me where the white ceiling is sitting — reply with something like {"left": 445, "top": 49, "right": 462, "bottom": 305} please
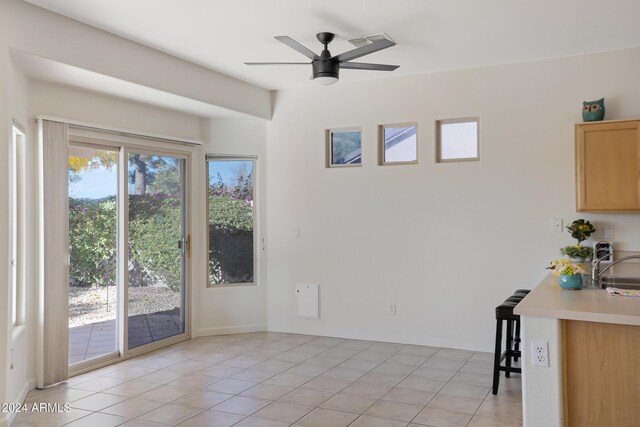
{"left": 23, "top": 0, "right": 640, "bottom": 91}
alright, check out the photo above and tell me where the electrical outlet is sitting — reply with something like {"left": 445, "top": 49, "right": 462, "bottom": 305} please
{"left": 531, "top": 341, "right": 549, "bottom": 367}
{"left": 388, "top": 303, "right": 396, "bottom": 315}
{"left": 290, "top": 227, "right": 301, "bottom": 239}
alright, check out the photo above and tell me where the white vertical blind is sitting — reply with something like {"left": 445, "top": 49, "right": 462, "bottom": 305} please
{"left": 38, "top": 119, "right": 69, "bottom": 387}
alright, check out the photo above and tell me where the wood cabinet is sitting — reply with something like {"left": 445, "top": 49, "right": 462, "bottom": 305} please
{"left": 575, "top": 119, "right": 640, "bottom": 211}
{"left": 563, "top": 320, "right": 640, "bottom": 427}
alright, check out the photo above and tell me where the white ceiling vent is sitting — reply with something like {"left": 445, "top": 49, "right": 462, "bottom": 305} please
{"left": 348, "top": 33, "right": 394, "bottom": 48}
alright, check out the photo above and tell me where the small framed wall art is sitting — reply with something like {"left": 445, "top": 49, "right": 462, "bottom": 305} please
{"left": 326, "top": 127, "right": 362, "bottom": 167}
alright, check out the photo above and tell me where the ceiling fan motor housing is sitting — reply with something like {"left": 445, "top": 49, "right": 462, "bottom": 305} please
{"left": 312, "top": 58, "right": 339, "bottom": 80}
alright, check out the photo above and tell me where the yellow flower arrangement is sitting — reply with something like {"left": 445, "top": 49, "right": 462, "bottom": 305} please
{"left": 547, "top": 259, "right": 586, "bottom": 276}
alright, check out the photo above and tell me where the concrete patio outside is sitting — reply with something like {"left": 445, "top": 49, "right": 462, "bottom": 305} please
{"left": 68, "top": 307, "right": 182, "bottom": 364}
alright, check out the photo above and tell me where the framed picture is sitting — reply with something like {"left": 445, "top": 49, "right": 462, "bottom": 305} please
{"left": 378, "top": 122, "right": 418, "bottom": 165}
{"left": 326, "top": 127, "right": 362, "bottom": 167}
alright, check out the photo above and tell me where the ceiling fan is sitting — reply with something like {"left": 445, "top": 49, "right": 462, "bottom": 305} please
{"left": 244, "top": 32, "right": 399, "bottom": 85}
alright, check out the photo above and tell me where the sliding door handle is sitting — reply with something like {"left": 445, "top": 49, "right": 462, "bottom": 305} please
{"left": 178, "top": 235, "right": 191, "bottom": 258}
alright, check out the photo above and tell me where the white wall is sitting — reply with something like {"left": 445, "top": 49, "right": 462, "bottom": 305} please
{"left": 193, "top": 118, "right": 268, "bottom": 337}
{"left": 0, "top": 6, "right": 11, "bottom": 426}
{"left": 265, "top": 47, "right": 640, "bottom": 352}
{"left": 520, "top": 316, "right": 564, "bottom": 427}
{"left": 3, "top": 55, "right": 32, "bottom": 426}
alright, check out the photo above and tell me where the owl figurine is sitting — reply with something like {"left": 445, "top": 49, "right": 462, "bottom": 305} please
{"left": 582, "top": 98, "right": 605, "bottom": 122}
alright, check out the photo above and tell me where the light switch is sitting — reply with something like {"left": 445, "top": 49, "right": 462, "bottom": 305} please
{"left": 290, "top": 227, "right": 301, "bottom": 239}
{"left": 388, "top": 303, "right": 396, "bottom": 315}
{"left": 552, "top": 218, "right": 563, "bottom": 233}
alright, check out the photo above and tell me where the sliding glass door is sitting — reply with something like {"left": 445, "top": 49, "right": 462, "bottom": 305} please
{"left": 126, "top": 151, "right": 187, "bottom": 349}
{"left": 68, "top": 143, "right": 189, "bottom": 370}
{"left": 68, "top": 145, "right": 119, "bottom": 365}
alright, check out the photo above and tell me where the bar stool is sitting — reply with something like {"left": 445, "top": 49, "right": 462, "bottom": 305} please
{"left": 511, "top": 289, "right": 529, "bottom": 361}
{"left": 492, "top": 289, "right": 530, "bottom": 395}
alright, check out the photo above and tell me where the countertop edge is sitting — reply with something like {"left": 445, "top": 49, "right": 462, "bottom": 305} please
{"left": 515, "top": 307, "right": 640, "bottom": 326}
{"left": 514, "top": 274, "right": 640, "bottom": 326}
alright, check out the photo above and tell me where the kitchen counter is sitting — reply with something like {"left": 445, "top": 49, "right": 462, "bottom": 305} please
{"left": 514, "top": 273, "right": 640, "bottom": 325}
{"left": 515, "top": 273, "right": 640, "bottom": 427}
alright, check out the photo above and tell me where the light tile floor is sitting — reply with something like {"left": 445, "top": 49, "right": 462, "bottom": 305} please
{"left": 14, "top": 332, "right": 523, "bottom": 427}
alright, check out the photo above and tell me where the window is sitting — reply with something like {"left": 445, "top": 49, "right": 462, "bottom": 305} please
{"left": 326, "top": 128, "right": 362, "bottom": 167}
{"left": 379, "top": 123, "right": 418, "bottom": 165}
{"left": 10, "top": 123, "right": 25, "bottom": 326}
{"left": 207, "top": 156, "right": 257, "bottom": 286}
{"left": 436, "top": 117, "right": 479, "bottom": 162}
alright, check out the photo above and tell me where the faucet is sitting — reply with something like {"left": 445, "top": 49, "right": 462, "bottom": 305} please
{"left": 591, "top": 253, "right": 640, "bottom": 287}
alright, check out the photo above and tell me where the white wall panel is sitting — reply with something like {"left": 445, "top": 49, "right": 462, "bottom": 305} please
{"left": 265, "top": 47, "right": 640, "bottom": 351}
{"left": 296, "top": 283, "right": 319, "bottom": 319}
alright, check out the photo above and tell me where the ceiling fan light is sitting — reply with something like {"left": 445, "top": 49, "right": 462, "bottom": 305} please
{"left": 315, "top": 76, "right": 338, "bottom": 85}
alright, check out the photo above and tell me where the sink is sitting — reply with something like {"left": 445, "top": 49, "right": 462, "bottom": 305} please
{"left": 599, "top": 276, "right": 640, "bottom": 290}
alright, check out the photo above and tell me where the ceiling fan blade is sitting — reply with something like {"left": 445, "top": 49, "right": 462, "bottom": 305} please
{"left": 334, "top": 39, "right": 395, "bottom": 63}
{"left": 340, "top": 62, "right": 399, "bottom": 71}
{"left": 244, "top": 62, "right": 309, "bottom": 66}
{"left": 274, "top": 36, "right": 319, "bottom": 60}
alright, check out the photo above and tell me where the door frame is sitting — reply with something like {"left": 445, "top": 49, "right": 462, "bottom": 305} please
{"left": 68, "top": 135, "right": 192, "bottom": 375}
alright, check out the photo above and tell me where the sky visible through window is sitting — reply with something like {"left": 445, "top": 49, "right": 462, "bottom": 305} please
{"left": 440, "top": 120, "right": 478, "bottom": 160}
{"left": 208, "top": 160, "right": 252, "bottom": 187}
{"left": 69, "top": 168, "right": 116, "bottom": 199}
{"left": 70, "top": 158, "right": 250, "bottom": 199}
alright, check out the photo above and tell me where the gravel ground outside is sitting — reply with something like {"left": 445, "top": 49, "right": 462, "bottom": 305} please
{"left": 69, "top": 285, "right": 181, "bottom": 327}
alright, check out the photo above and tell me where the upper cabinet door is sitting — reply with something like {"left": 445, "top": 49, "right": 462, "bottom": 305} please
{"left": 576, "top": 120, "right": 640, "bottom": 212}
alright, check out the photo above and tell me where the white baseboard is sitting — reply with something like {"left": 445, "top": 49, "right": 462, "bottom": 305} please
{"left": 2, "top": 378, "right": 37, "bottom": 427}
{"left": 193, "top": 324, "right": 266, "bottom": 338}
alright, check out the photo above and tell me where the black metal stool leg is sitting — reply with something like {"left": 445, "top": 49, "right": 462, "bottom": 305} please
{"left": 492, "top": 319, "right": 502, "bottom": 395}
{"left": 505, "top": 319, "right": 513, "bottom": 378}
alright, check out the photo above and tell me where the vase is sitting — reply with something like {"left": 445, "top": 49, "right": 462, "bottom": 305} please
{"left": 569, "top": 257, "right": 584, "bottom": 263}
{"left": 558, "top": 274, "right": 583, "bottom": 290}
